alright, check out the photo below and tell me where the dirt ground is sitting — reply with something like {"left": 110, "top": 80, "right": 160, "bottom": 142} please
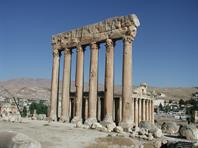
{"left": 0, "top": 119, "right": 109, "bottom": 148}
{"left": 0, "top": 119, "right": 192, "bottom": 148}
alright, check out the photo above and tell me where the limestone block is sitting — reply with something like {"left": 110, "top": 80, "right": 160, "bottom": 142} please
{"left": 113, "top": 126, "right": 124, "bottom": 133}
{"left": 179, "top": 124, "right": 198, "bottom": 140}
{"left": 161, "top": 122, "right": 179, "bottom": 134}
{"left": 0, "top": 131, "right": 41, "bottom": 148}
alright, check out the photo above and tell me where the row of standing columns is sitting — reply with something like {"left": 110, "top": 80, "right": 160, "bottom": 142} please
{"left": 49, "top": 36, "right": 154, "bottom": 127}
{"left": 134, "top": 98, "right": 154, "bottom": 125}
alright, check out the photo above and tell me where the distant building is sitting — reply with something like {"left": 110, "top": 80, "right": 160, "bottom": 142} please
{"left": 153, "top": 99, "right": 165, "bottom": 107}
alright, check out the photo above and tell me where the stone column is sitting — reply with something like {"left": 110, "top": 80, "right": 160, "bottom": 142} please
{"left": 149, "top": 100, "right": 152, "bottom": 122}
{"left": 60, "top": 48, "right": 71, "bottom": 122}
{"left": 145, "top": 100, "right": 147, "bottom": 120}
{"left": 151, "top": 100, "right": 154, "bottom": 123}
{"left": 134, "top": 98, "right": 138, "bottom": 126}
{"left": 102, "top": 39, "right": 115, "bottom": 126}
{"left": 147, "top": 100, "right": 149, "bottom": 121}
{"left": 131, "top": 98, "right": 134, "bottom": 123}
{"left": 85, "top": 42, "right": 99, "bottom": 126}
{"left": 142, "top": 99, "right": 145, "bottom": 121}
{"left": 97, "top": 97, "right": 101, "bottom": 121}
{"left": 120, "top": 35, "right": 133, "bottom": 128}
{"left": 71, "top": 46, "right": 84, "bottom": 123}
{"left": 138, "top": 98, "right": 142, "bottom": 124}
{"left": 148, "top": 100, "right": 151, "bottom": 121}
{"left": 49, "top": 49, "right": 60, "bottom": 121}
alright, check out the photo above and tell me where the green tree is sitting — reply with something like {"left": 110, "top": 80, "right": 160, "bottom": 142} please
{"left": 159, "top": 103, "right": 163, "bottom": 111}
{"left": 29, "top": 101, "right": 48, "bottom": 116}
{"left": 179, "top": 99, "right": 185, "bottom": 107}
{"left": 21, "top": 106, "right": 27, "bottom": 117}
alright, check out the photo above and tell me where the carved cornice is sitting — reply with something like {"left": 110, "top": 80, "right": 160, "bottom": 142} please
{"left": 52, "top": 14, "right": 140, "bottom": 49}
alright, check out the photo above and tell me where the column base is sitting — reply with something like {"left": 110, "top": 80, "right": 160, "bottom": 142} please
{"left": 59, "top": 116, "right": 69, "bottom": 123}
{"left": 49, "top": 113, "right": 57, "bottom": 122}
{"left": 101, "top": 116, "right": 116, "bottom": 127}
{"left": 71, "top": 116, "right": 82, "bottom": 124}
{"left": 119, "top": 121, "right": 134, "bottom": 131}
{"left": 84, "top": 118, "right": 97, "bottom": 127}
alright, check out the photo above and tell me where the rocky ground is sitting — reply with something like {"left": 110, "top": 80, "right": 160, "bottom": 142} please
{"left": 0, "top": 119, "right": 196, "bottom": 148}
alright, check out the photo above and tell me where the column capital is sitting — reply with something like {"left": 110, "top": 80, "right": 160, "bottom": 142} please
{"left": 76, "top": 45, "right": 84, "bottom": 53}
{"left": 105, "top": 38, "right": 114, "bottom": 48}
{"left": 90, "top": 42, "right": 99, "bottom": 50}
{"left": 53, "top": 49, "right": 60, "bottom": 57}
{"left": 64, "top": 48, "right": 71, "bottom": 55}
{"left": 123, "top": 35, "right": 134, "bottom": 44}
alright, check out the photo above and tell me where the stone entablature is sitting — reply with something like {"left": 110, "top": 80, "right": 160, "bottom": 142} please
{"left": 52, "top": 14, "right": 140, "bottom": 49}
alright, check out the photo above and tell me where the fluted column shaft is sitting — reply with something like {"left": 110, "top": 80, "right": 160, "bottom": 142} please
{"left": 138, "top": 98, "right": 142, "bottom": 124}
{"left": 131, "top": 98, "right": 134, "bottom": 123}
{"left": 103, "top": 39, "right": 114, "bottom": 125}
{"left": 145, "top": 100, "right": 148, "bottom": 120}
{"left": 120, "top": 35, "right": 133, "bottom": 128}
{"left": 146, "top": 100, "right": 149, "bottom": 121}
{"left": 50, "top": 49, "right": 60, "bottom": 121}
{"left": 72, "top": 46, "right": 84, "bottom": 123}
{"left": 151, "top": 100, "right": 154, "bottom": 123}
{"left": 134, "top": 98, "right": 138, "bottom": 126}
{"left": 149, "top": 100, "right": 152, "bottom": 121}
{"left": 86, "top": 42, "right": 99, "bottom": 124}
{"left": 60, "top": 48, "right": 71, "bottom": 122}
{"left": 142, "top": 99, "right": 145, "bottom": 121}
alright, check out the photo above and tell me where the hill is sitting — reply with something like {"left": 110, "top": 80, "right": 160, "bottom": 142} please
{"left": 0, "top": 78, "right": 197, "bottom": 101}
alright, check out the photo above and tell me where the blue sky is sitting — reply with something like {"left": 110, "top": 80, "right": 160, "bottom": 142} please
{"left": 0, "top": 0, "right": 197, "bottom": 87}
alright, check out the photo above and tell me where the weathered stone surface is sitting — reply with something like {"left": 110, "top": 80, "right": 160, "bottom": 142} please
{"left": 113, "top": 126, "right": 124, "bottom": 133}
{"left": 52, "top": 14, "right": 140, "bottom": 49}
{"left": 139, "top": 121, "right": 162, "bottom": 138}
{"left": 106, "top": 123, "right": 116, "bottom": 132}
{"left": 139, "top": 121, "right": 155, "bottom": 130}
{"left": 97, "top": 126, "right": 108, "bottom": 132}
{"left": 148, "top": 133, "right": 154, "bottom": 141}
{"left": 90, "top": 122, "right": 102, "bottom": 129}
{"left": 0, "top": 131, "right": 41, "bottom": 148}
{"left": 75, "top": 121, "right": 83, "bottom": 128}
{"left": 161, "top": 122, "right": 179, "bottom": 134}
{"left": 179, "top": 124, "right": 198, "bottom": 140}
{"left": 152, "top": 128, "right": 162, "bottom": 138}
{"left": 153, "top": 140, "right": 162, "bottom": 148}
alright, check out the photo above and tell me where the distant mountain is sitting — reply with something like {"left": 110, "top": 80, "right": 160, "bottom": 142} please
{"left": 0, "top": 78, "right": 197, "bottom": 101}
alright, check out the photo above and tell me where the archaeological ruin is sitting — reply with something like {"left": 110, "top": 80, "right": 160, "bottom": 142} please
{"left": 49, "top": 14, "right": 154, "bottom": 128}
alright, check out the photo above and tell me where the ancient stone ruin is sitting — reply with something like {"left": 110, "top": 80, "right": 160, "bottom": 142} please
{"left": 49, "top": 14, "right": 154, "bottom": 128}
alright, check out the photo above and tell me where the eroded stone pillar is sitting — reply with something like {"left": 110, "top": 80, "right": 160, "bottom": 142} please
{"left": 138, "top": 98, "right": 142, "bottom": 124}
{"left": 131, "top": 98, "right": 134, "bottom": 123}
{"left": 72, "top": 46, "right": 84, "bottom": 123}
{"left": 146, "top": 100, "right": 149, "bottom": 121}
{"left": 120, "top": 35, "right": 134, "bottom": 128}
{"left": 49, "top": 49, "right": 60, "bottom": 121}
{"left": 134, "top": 98, "right": 138, "bottom": 126}
{"left": 142, "top": 99, "right": 145, "bottom": 121}
{"left": 102, "top": 39, "right": 115, "bottom": 126}
{"left": 151, "top": 100, "right": 154, "bottom": 123}
{"left": 148, "top": 100, "right": 151, "bottom": 121}
{"left": 145, "top": 100, "right": 148, "bottom": 120}
{"left": 85, "top": 42, "right": 99, "bottom": 126}
{"left": 60, "top": 48, "right": 71, "bottom": 122}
